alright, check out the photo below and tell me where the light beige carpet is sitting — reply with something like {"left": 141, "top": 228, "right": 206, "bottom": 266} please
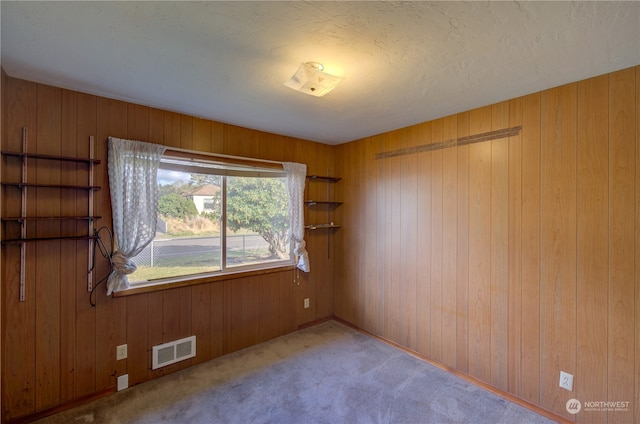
{"left": 36, "top": 320, "right": 555, "bottom": 423}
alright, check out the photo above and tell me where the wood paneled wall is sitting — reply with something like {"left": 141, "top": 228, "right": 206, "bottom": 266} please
{"left": 334, "top": 65, "right": 639, "bottom": 423}
{"left": 1, "top": 76, "right": 335, "bottom": 422}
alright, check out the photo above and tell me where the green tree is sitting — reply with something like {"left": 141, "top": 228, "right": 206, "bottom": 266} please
{"left": 226, "top": 177, "right": 289, "bottom": 258}
{"left": 158, "top": 192, "right": 198, "bottom": 219}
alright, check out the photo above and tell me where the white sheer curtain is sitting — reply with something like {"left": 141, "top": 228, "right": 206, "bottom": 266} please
{"left": 107, "top": 137, "right": 166, "bottom": 294}
{"left": 283, "top": 162, "right": 309, "bottom": 272}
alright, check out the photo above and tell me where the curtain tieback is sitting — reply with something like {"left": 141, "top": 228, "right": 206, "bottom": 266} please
{"left": 292, "top": 238, "right": 306, "bottom": 256}
{"left": 111, "top": 251, "right": 137, "bottom": 275}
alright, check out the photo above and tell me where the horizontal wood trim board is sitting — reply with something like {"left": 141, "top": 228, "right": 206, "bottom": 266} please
{"left": 375, "top": 126, "right": 522, "bottom": 159}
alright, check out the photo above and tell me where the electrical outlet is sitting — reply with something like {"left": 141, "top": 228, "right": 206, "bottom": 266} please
{"left": 559, "top": 371, "right": 573, "bottom": 391}
{"left": 304, "top": 298, "right": 310, "bottom": 309}
{"left": 116, "top": 344, "right": 128, "bottom": 360}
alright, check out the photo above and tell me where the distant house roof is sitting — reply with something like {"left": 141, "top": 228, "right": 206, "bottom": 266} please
{"left": 191, "top": 184, "right": 220, "bottom": 196}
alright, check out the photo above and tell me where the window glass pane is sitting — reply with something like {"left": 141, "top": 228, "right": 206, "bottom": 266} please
{"left": 129, "top": 156, "right": 293, "bottom": 286}
{"left": 129, "top": 170, "right": 222, "bottom": 282}
{"left": 226, "top": 176, "right": 290, "bottom": 268}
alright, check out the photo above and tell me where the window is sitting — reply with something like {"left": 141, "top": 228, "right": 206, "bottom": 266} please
{"left": 128, "top": 154, "right": 292, "bottom": 285}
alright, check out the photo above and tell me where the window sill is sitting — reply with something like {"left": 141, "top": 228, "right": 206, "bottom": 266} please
{"left": 112, "top": 264, "right": 296, "bottom": 297}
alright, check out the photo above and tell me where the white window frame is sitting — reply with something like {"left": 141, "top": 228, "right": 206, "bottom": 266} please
{"left": 128, "top": 153, "right": 294, "bottom": 287}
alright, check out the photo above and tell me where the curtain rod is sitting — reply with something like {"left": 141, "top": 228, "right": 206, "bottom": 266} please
{"left": 163, "top": 146, "right": 285, "bottom": 166}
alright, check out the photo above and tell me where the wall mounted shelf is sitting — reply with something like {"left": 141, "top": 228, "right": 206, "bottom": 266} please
{"left": 305, "top": 174, "right": 341, "bottom": 257}
{"left": 304, "top": 200, "right": 342, "bottom": 206}
{"left": 304, "top": 224, "right": 341, "bottom": 230}
{"left": 2, "top": 182, "right": 101, "bottom": 190}
{"left": 1, "top": 127, "right": 99, "bottom": 300}
{"left": 2, "top": 235, "right": 100, "bottom": 244}
{"left": 2, "top": 216, "right": 102, "bottom": 222}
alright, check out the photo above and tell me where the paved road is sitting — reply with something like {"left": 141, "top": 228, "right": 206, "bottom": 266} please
{"left": 146, "top": 234, "right": 268, "bottom": 259}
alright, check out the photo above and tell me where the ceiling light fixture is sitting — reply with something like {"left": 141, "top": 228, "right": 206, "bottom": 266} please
{"left": 284, "top": 62, "right": 344, "bottom": 97}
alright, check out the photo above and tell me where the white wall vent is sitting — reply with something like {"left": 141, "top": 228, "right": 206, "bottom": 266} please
{"left": 152, "top": 335, "right": 196, "bottom": 370}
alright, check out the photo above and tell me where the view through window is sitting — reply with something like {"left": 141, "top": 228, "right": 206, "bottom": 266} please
{"left": 129, "top": 156, "right": 292, "bottom": 284}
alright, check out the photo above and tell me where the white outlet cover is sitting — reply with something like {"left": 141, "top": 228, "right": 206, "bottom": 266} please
{"left": 117, "top": 374, "right": 129, "bottom": 391}
{"left": 559, "top": 371, "right": 573, "bottom": 391}
{"left": 116, "top": 344, "right": 128, "bottom": 360}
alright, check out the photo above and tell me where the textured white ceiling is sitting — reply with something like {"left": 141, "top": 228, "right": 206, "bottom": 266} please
{"left": 2, "top": 1, "right": 639, "bottom": 145}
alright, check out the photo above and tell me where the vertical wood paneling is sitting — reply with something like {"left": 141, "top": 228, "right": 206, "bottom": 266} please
{"left": 148, "top": 108, "right": 165, "bottom": 142}
{"left": 126, "top": 295, "right": 148, "bottom": 385}
{"left": 507, "top": 97, "right": 522, "bottom": 396}
{"left": 430, "top": 119, "right": 444, "bottom": 362}
{"left": 415, "top": 122, "right": 432, "bottom": 357}
{"left": 490, "top": 102, "right": 509, "bottom": 391}
{"left": 193, "top": 118, "right": 212, "bottom": 153}
{"left": 520, "top": 92, "right": 541, "bottom": 404}
{"left": 363, "top": 137, "right": 382, "bottom": 334}
{"left": 35, "top": 84, "right": 62, "bottom": 410}
{"left": 455, "top": 112, "right": 470, "bottom": 373}
{"left": 576, "top": 75, "right": 609, "bottom": 424}
{"left": 400, "top": 127, "right": 418, "bottom": 350}
{"left": 257, "top": 274, "right": 276, "bottom": 342}
{"left": 223, "top": 124, "right": 243, "bottom": 156}
{"left": 127, "top": 104, "right": 149, "bottom": 141}
{"left": 3, "top": 77, "right": 37, "bottom": 421}
{"left": 180, "top": 115, "right": 193, "bottom": 151}
{"left": 385, "top": 134, "right": 402, "bottom": 343}
{"left": 467, "top": 106, "right": 492, "bottom": 383}
{"left": 375, "top": 136, "right": 388, "bottom": 338}
{"left": 244, "top": 278, "right": 259, "bottom": 347}
{"left": 211, "top": 282, "right": 224, "bottom": 358}
{"left": 441, "top": 115, "right": 457, "bottom": 368}
{"left": 540, "top": 84, "right": 577, "bottom": 419}
{"left": 177, "top": 287, "right": 192, "bottom": 370}
{"left": 161, "top": 289, "right": 183, "bottom": 375}
{"left": 74, "top": 92, "right": 96, "bottom": 398}
{"left": 95, "top": 98, "right": 128, "bottom": 392}
{"left": 163, "top": 111, "right": 181, "bottom": 148}
{"left": 126, "top": 104, "right": 150, "bottom": 386}
{"left": 59, "top": 89, "right": 78, "bottom": 403}
{"left": 191, "top": 283, "right": 212, "bottom": 365}
{"left": 607, "top": 68, "right": 635, "bottom": 424}
{"left": 334, "top": 142, "right": 357, "bottom": 324}
{"left": 146, "top": 291, "right": 164, "bottom": 380}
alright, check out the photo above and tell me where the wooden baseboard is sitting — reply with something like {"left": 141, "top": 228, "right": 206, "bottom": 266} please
{"left": 6, "top": 388, "right": 115, "bottom": 424}
{"left": 332, "top": 317, "right": 571, "bottom": 424}
{"left": 297, "top": 315, "right": 335, "bottom": 330}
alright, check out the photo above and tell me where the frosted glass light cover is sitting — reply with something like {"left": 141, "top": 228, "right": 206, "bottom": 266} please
{"left": 284, "top": 62, "right": 344, "bottom": 97}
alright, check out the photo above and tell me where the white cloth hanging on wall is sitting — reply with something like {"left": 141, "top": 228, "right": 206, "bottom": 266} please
{"left": 283, "top": 162, "right": 310, "bottom": 272}
{"left": 107, "top": 137, "right": 166, "bottom": 294}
